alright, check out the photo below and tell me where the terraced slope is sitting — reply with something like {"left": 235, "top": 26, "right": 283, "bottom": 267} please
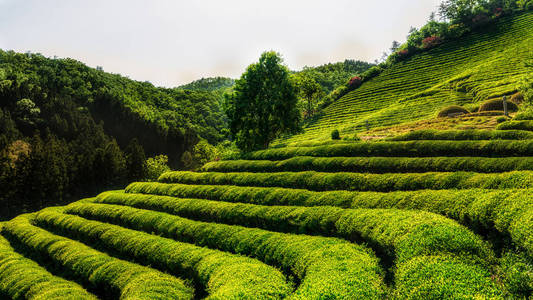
{"left": 281, "top": 12, "right": 533, "bottom": 143}
{"left": 0, "top": 129, "right": 531, "bottom": 298}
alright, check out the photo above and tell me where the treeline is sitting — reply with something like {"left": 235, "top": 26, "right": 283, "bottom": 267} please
{"left": 0, "top": 50, "right": 228, "bottom": 219}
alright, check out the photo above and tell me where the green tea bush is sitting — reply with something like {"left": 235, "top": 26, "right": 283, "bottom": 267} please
{"left": 478, "top": 98, "right": 518, "bottom": 112}
{"left": 158, "top": 170, "right": 533, "bottom": 192}
{"left": 61, "top": 202, "right": 385, "bottom": 299}
{"left": 513, "top": 107, "right": 533, "bottom": 120}
{"left": 496, "top": 120, "right": 533, "bottom": 130}
{"left": 241, "top": 140, "right": 533, "bottom": 160}
{"left": 0, "top": 230, "right": 97, "bottom": 300}
{"left": 2, "top": 214, "right": 195, "bottom": 300}
{"left": 75, "top": 198, "right": 501, "bottom": 298}
{"left": 437, "top": 105, "right": 470, "bottom": 117}
{"left": 33, "top": 209, "right": 292, "bottom": 300}
{"left": 125, "top": 183, "right": 533, "bottom": 258}
{"left": 389, "top": 129, "right": 533, "bottom": 141}
{"left": 496, "top": 116, "right": 509, "bottom": 123}
{"left": 331, "top": 129, "right": 341, "bottom": 140}
{"left": 202, "top": 156, "right": 533, "bottom": 173}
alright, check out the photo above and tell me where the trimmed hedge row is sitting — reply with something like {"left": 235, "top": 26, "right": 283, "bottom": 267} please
{"left": 71, "top": 200, "right": 502, "bottom": 299}
{"left": 240, "top": 140, "right": 533, "bottom": 160}
{"left": 158, "top": 171, "right": 533, "bottom": 192}
{"left": 33, "top": 208, "right": 292, "bottom": 300}
{"left": 496, "top": 120, "right": 533, "bottom": 131}
{"left": 126, "top": 182, "right": 533, "bottom": 258}
{"left": 201, "top": 156, "right": 533, "bottom": 173}
{"left": 2, "top": 214, "right": 194, "bottom": 300}
{"left": 62, "top": 202, "right": 386, "bottom": 299}
{"left": 389, "top": 129, "right": 533, "bottom": 141}
{"left": 0, "top": 228, "right": 96, "bottom": 300}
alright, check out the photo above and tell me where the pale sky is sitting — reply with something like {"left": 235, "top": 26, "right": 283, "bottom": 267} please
{"left": 0, "top": 0, "right": 442, "bottom": 87}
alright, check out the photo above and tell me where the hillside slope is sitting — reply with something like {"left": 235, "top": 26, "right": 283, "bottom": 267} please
{"left": 0, "top": 130, "right": 532, "bottom": 298}
{"left": 283, "top": 12, "right": 533, "bottom": 143}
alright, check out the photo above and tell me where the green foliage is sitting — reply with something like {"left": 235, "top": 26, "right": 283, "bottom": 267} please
{"left": 479, "top": 98, "right": 519, "bottom": 112}
{"left": 0, "top": 228, "right": 97, "bottom": 299}
{"left": 331, "top": 129, "right": 341, "bottom": 140}
{"left": 35, "top": 207, "right": 292, "bottom": 299}
{"left": 159, "top": 170, "right": 533, "bottom": 192}
{"left": 225, "top": 51, "right": 301, "bottom": 151}
{"left": 93, "top": 191, "right": 500, "bottom": 298}
{"left": 191, "top": 140, "right": 220, "bottom": 169}
{"left": 513, "top": 106, "right": 533, "bottom": 120}
{"left": 293, "top": 73, "right": 323, "bottom": 119}
{"left": 2, "top": 214, "right": 194, "bottom": 299}
{"left": 145, "top": 155, "right": 170, "bottom": 181}
{"left": 65, "top": 201, "right": 385, "bottom": 299}
{"left": 126, "top": 182, "right": 533, "bottom": 259}
{"left": 125, "top": 138, "right": 146, "bottom": 181}
{"left": 437, "top": 105, "right": 470, "bottom": 117}
{"left": 390, "top": 129, "right": 533, "bottom": 140}
{"left": 202, "top": 156, "right": 533, "bottom": 173}
{"left": 496, "top": 120, "right": 533, "bottom": 130}
{"left": 244, "top": 140, "right": 533, "bottom": 160}
{"left": 178, "top": 77, "right": 235, "bottom": 92}
{"left": 281, "top": 12, "right": 533, "bottom": 143}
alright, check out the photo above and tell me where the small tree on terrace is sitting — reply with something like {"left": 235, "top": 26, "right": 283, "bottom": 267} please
{"left": 295, "top": 73, "right": 323, "bottom": 119}
{"left": 224, "top": 51, "right": 300, "bottom": 151}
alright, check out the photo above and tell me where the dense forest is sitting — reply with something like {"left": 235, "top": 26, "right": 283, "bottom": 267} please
{"left": 0, "top": 50, "right": 229, "bottom": 219}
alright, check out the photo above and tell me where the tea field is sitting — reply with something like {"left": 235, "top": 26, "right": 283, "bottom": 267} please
{"left": 279, "top": 11, "right": 533, "bottom": 143}
{"left": 1, "top": 10, "right": 532, "bottom": 300}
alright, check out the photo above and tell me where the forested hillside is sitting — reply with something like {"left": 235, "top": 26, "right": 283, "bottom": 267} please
{"left": 0, "top": 50, "right": 228, "bottom": 219}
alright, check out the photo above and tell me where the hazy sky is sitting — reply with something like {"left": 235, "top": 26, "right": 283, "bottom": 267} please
{"left": 0, "top": 0, "right": 442, "bottom": 87}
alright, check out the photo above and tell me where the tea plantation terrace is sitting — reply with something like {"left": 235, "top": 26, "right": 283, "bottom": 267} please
{"left": 0, "top": 129, "right": 531, "bottom": 299}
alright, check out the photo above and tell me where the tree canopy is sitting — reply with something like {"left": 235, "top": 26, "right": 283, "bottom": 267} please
{"left": 225, "top": 51, "right": 300, "bottom": 151}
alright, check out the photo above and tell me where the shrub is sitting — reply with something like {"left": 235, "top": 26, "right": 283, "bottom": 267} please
{"left": 514, "top": 107, "right": 533, "bottom": 120}
{"left": 125, "top": 182, "right": 533, "bottom": 258}
{"left": 66, "top": 202, "right": 386, "bottom": 299}
{"left": 201, "top": 156, "right": 533, "bottom": 174}
{"left": 158, "top": 170, "right": 533, "bottom": 192}
{"left": 478, "top": 98, "right": 518, "bottom": 112}
{"left": 92, "top": 192, "right": 500, "bottom": 298}
{"left": 389, "top": 129, "right": 533, "bottom": 141}
{"left": 34, "top": 208, "right": 293, "bottom": 299}
{"left": 437, "top": 105, "right": 469, "bottom": 117}
{"left": 421, "top": 36, "right": 443, "bottom": 49}
{"left": 347, "top": 76, "right": 362, "bottom": 89}
{"left": 496, "top": 120, "right": 533, "bottom": 131}
{"left": 242, "top": 140, "right": 533, "bottom": 160}
{"left": 496, "top": 116, "right": 508, "bottom": 123}
{"left": 0, "top": 230, "right": 97, "bottom": 299}
{"left": 2, "top": 214, "right": 194, "bottom": 300}
{"left": 331, "top": 129, "right": 341, "bottom": 140}
{"left": 146, "top": 154, "right": 171, "bottom": 181}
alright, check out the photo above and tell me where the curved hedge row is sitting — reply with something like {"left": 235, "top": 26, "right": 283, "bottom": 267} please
{"left": 0, "top": 229, "right": 96, "bottom": 300}
{"left": 496, "top": 120, "right": 533, "bottom": 131}
{"left": 33, "top": 208, "right": 292, "bottom": 300}
{"left": 240, "top": 140, "right": 533, "bottom": 160}
{"left": 389, "top": 129, "right": 533, "bottom": 141}
{"left": 84, "top": 195, "right": 503, "bottom": 298}
{"left": 126, "top": 182, "right": 533, "bottom": 258}
{"left": 202, "top": 156, "right": 533, "bottom": 173}
{"left": 158, "top": 171, "right": 533, "bottom": 192}
{"left": 2, "top": 214, "right": 195, "bottom": 300}
{"left": 61, "top": 202, "right": 386, "bottom": 299}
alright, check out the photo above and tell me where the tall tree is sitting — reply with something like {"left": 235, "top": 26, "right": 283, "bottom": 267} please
{"left": 224, "top": 51, "right": 300, "bottom": 151}
{"left": 125, "top": 138, "right": 146, "bottom": 181}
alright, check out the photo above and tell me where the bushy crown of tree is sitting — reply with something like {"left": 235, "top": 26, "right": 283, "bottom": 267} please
{"left": 224, "top": 51, "right": 300, "bottom": 151}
